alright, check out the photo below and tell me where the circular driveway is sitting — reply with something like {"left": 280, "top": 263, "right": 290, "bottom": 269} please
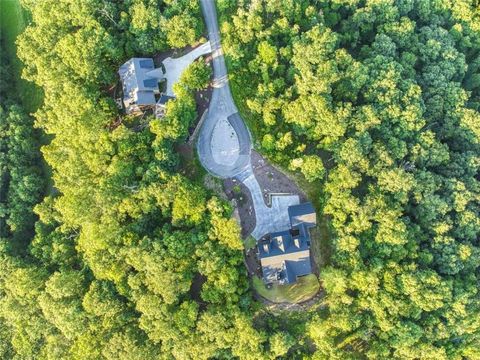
{"left": 197, "top": 0, "right": 300, "bottom": 241}
{"left": 211, "top": 118, "right": 239, "bottom": 165}
{"left": 196, "top": 0, "right": 251, "bottom": 178}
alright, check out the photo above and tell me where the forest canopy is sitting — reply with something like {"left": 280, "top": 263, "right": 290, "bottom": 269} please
{"left": 1, "top": 1, "right": 275, "bottom": 359}
{"left": 221, "top": 0, "right": 480, "bottom": 358}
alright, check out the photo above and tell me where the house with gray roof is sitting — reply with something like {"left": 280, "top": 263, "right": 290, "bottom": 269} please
{"left": 289, "top": 202, "right": 317, "bottom": 240}
{"left": 118, "top": 42, "right": 212, "bottom": 118}
{"left": 118, "top": 58, "right": 164, "bottom": 115}
{"left": 258, "top": 202, "right": 317, "bottom": 285}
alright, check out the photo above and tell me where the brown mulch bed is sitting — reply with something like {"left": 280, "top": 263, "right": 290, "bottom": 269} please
{"left": 190, "top": 54, "right": 213, "bottom": 134}
{"left": 251, "top": 150, "right": 307, "bottom": 205}
{"left": 194, "top": 82, "right": 212, "bottom": 120}
{"left": 223, "top": 178, "right": 255, "bottom": 238}
{"left": 245, "top": 247, "right": 262, "bottom": 277}
{"left": 189, "top": 273, "right": 208, "bottom": 310}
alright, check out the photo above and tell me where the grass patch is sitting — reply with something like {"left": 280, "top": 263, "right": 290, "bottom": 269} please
{"left": 309, "top": 223, "right": 332, "bottom": 271}
{"left": 228, "top": 72, "right": 262, "bottom": 143}
{"left": 253, "top": 274, "right": 320, "bottom": 304}
{"left": 243, "top": 235, "right": 256, "bottom": 250}
{"left": 0, "top": 0, "right": 44, "bottom": 113}
{"left": 232, "top": 184, "right": 242, "bottom": 195}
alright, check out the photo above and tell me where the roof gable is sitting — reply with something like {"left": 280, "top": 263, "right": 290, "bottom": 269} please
{"left": 119, "top": 58, "right": 160, "bottom": 109}
{"left": 259, "top": 202, "right": 317, "bottom": 284}
{"left": 288, "top": 202, "right": 317, "bottom": 229}
{"left": 139, "top": 59, "right": 154, "bottom": 69}
{"left": 143, "top": 78, "right": 158, "bottom": 88}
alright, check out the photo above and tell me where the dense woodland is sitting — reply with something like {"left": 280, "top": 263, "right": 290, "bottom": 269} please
{"left": 0, "top": 0, "right": 479, "bottom": 359}
{"left": 0, "top": 36, "right": 44, "bottom": 255}
{"left": 1, "top": 1, "right": 287, "bottom": 359}
{"left": 222, "top": 0, "right": 480, "bottom": 358}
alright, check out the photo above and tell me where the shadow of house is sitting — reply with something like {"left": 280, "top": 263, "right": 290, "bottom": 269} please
{"left": 155, "top": 94, "right": 175, "bottom": 118}
{"left": 258, "top": 202, "right": 317, "bottom": 285}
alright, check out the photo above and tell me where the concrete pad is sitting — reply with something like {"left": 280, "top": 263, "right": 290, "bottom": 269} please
{"left": 239, "top": 166, "right": 299, "bottom": 240}
{"left": 271, "top": 196, "right": 300, "bottom": 228}
{"left": 211, "top": 118, "right": 239, "bottom": 165}
{"left": 228, "top": 113, "right": 250, "bottom": 155}
{"left": 251, "top": 195, "right": 299, "bottom": 240}
{"left": 163, "top": 42, "right": 212, "bottom": 96}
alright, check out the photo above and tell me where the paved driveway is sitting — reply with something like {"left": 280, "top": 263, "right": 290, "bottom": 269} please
{"left": 196, "top": 0, "right": 250, "bottom": 178}
{"left": 237, "top": 166, "right": 299, "bottom": 239}
{"left": 163, "top": 42, "right": 211, "bottom": 96}
{"left": 197, "top": 0, "right": 296, "bottom": 239}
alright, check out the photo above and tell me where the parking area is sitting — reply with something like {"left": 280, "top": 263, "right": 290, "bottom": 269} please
{"left": 162, "top": 41, "right": 212, "bottom": 96}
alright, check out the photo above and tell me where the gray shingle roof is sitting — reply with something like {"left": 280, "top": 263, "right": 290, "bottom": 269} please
{"left": 118, "top": 58, "right": 162, "bottom": 113}
{"left": 258, "top": 202, "right": 316, "bottom": 285}
{"left": 139, "top": 59, "right": 154, "bottom": 69}
{"left": 135, "top": 92, "right": 156, "bottom": 106}
{"left": 288, "top": 202, "right": 317, "bottom": 229}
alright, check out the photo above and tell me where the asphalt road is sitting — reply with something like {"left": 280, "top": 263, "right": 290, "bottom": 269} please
{"left": 196, "top": 0, "right": 251, "bottom": 178}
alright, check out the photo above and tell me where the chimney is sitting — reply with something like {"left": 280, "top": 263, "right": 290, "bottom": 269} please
{"left": 294, "top": 238, "right": 301, "bottom": 248}
{"left": 262, "top": 243, "right": 269, "bottom": 253}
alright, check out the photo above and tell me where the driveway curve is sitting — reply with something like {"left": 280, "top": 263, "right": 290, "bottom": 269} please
{"left": 196, "top": 0, "right": 251, "bottom": 178}
{"left": 197, "top": 0, "right": 300, "bottom": 240}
